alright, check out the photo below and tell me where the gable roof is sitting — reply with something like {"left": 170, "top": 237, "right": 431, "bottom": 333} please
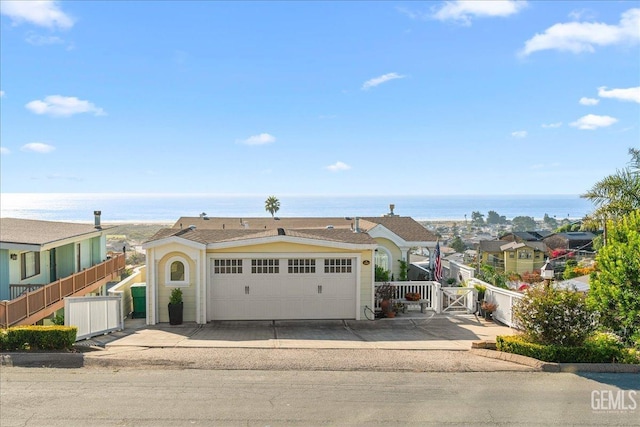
{"left": 169, "top": 216, "right": 437, "bottom": 244}
{"left": 500, "top": 231, "right": 552, "bottom": 242}
{"left": 0, "top": 218, "right": 108, "bottom": 249}
{"left": 147, "top": 226, "right": 377, "bottom": 246}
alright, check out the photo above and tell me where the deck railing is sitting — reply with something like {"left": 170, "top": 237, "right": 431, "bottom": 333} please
{"left": 374, "top": 281, "right": 438, "bottom": 311}
{"left": 0, "top": 254, "right": 126, "bottom": 328}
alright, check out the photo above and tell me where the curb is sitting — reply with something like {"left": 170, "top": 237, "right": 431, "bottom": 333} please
{"left": 1, "top": 352, "right": 84, "bottom": 369}
{"left": 469, "top": 348, "right": 640, "bottom": 373}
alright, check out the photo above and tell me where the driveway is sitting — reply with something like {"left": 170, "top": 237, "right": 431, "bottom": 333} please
{"left": 95, "top": 313, "right": 515, "bottom": 351}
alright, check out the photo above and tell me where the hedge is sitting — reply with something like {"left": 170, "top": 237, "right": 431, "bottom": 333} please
{"left": 0, "top": 326, "right": 77, "bottom": 351}
{"left": 496, "top": 334, "right": 640, "bottom": 364}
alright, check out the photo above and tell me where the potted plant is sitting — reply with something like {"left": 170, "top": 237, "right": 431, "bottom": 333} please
{"left": 480, "top": 301, "right": 497, "bottom": 321}
{"left": 474, "top": 284, "right": 486, "bottom": 302}
{"left": 168, "top": 288, "right": 183, "bottom": 325}
{"left": 375, "top": 283, "right": 395, "bottom": 317}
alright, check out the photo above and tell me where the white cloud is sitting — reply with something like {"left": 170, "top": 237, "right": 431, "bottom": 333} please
{"left": 520, "top": 8, "right": 640, "bottom": 56}
{"left": 326, "top": 161, "right": 351, "bottom": 172}
{"left": 25, "top": 32, "right": 64, "bottom": 46}
{"left": 570, "top": 114, "right": 618, "bottom": 130}
{"left": 21, "top": 142, "right": 56, "bottom": 153}
{"left": 541, "top": 122, "right": 562, "bottom": 128}
{"left": 0, "top": 147, "right": 10, "bottom": 155}
{"left": 25, "top": 95, "right": 106, "bottom": 117}
{"left": 433, "top": 0, "right": 527, "bottom": 25}
{"left": 511, "top": 130, "right": 527, "bottom": 138}
{"left": 598, "top": 86, "right": 640, "bottom": 103}
{"left": 362, "top": 73, "right": 405, "bottom": 90}
{"left": 0, "top": 0, "right": 74, "bottom": 29}
{"left": 239, "top": 133, "right": 276, "bottom": 146}
{"left": 579, "top": 97, "right": 599, "bottom": 106}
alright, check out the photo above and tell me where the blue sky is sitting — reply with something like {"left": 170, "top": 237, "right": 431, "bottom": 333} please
{"left": 1, "top": 1, "right": 638, "bottom": 196}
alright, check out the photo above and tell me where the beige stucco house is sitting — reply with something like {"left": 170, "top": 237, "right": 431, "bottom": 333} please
{"left": 142, "top": 216, "right": 437, "bottom": 323}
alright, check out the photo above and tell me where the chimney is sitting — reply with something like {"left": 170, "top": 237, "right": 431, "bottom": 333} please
{"left": 389, "top": 204, "right": 395, "bottom": 215}
{"left": 94, "top": 211, "right": 102, "bottom": 229}
{"left": 354, "top": 217, "right": 360, "bottom": 233}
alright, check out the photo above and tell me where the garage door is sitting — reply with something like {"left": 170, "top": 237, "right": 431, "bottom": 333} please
{"left": 209, "top": 257, "right": 357, "bottom": 320}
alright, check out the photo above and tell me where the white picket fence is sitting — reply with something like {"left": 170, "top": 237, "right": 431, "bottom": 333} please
{"left": 65, "top": 296, "right": 123, "bottom": 341}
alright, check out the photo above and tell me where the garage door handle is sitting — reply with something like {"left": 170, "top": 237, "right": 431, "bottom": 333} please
{"left": 245, "top": 286, "right": 250, "bottom": 295}
{"left": 318, "top": 285, "right": 322, "bottom": 294}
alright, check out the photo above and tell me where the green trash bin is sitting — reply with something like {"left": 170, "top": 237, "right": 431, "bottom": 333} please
{"left": 131, "top": 283, "right": 146, "bottom": 319}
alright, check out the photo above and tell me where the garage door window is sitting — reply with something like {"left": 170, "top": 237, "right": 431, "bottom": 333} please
{"left": 214, "top": 259, "right": 243, "bottom": 274}
{"left": 252, "top": 259, "right": 279, "bottom": 274}
{"left": 324, "top": 258, "right": 352, "bottom": 273}
{"left": 288, "top": 259, "right": 316, "bottom": 274}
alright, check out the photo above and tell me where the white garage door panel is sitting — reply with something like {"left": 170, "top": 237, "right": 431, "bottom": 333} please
{"left": 209, "top": 257, "right": 356, "bottom": 321}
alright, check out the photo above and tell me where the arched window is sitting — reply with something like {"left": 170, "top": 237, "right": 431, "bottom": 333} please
{"left": 165, "top": 256, "right": 189, "bottom": 286}
{"left": 170, "top": 261, "right": 185, "bottom": 281}
{"left": 375, "top": 249, "right": 390, "bottom": 272}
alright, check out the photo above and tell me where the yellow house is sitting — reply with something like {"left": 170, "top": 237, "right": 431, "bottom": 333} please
{"left": 500, "top": 241, "right": 547, "bottom": 274}
{"left": 143, "top": 216, "right": 437, "bottom": 323}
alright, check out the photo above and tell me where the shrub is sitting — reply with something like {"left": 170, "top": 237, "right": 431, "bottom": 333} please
{"left": 513, "top": 284, "right": 598, "bottom": 346}
{"left": 496, "top": 334, "right": 638, "bottom": 364}
{"left": 0, "top": 326, "right": 77, "bottom": 351}
{"left": 374, "top": 265, "right": 390, "bottom": 282}
{"left": 169, "top": 288, "right": 183, "bottom": 305}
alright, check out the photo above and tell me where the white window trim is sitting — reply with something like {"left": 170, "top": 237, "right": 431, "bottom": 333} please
{"left": 165, "top": 255, "right": 190, "bottom": 287}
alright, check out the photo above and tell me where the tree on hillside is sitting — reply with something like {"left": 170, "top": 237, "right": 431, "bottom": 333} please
{"left": 265, "top": 196, "right": 280, "bottom": 218}
{"left": 543, "top": 213, "right": 558, "bottom": 229}
{"left": 471, "top": 211, "right": 485, "bottom": 226}
{"left": 511, "top": 216, "right": 536, "bottom": 231}
{"left": 582, "top": 148, "right": 640, "bottom": 223}
{"left": 587, "top": 210, "right": 640, "bottom": 344}
{"left": 487, "top": 210, "right": 507, "bottom": 225}
{"left": 450, "top": 236, "right": 466, "bottom": 253}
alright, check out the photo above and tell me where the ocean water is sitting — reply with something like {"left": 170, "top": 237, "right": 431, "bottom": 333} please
{"left": 0, "top": 193, "right": 594, "bottom": 223}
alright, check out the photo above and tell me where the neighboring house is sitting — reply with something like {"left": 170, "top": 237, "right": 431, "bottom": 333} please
{"left": 555, "top": 275, "right": 590, "bottom": 293}
{"left": 478, "top": 239, "right": 547, "bottom": 274}
{"left": 0, "top": 216, "right": 110, "bottom": 300}
{"left": 499, "top": 241, "right": 547, "bottom": 274}
{"left": 543, "top": 232, "right": 597, "bottom": 252}
{"left": 0, "top": 214, "right": 125, "bottom": 327}
{"left": 500, "top": 231, "right": 552, "bottom": 242}
{"left": 478, "top": 240, "right": 506, "bottom": 270}
{"left": 142, "top": 216, "right": 437, "bottom": 323}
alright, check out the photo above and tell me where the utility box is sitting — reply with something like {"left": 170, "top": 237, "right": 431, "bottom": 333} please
{"left": 130, "top": 283, "right": 146, "bottom": 319}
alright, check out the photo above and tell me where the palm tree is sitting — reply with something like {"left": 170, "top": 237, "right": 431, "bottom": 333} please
{"left": 265, "top": 196, "right": 280, "bottom": 218}
{"left": 582, "top": 148, "right": 640, "bottom": 223}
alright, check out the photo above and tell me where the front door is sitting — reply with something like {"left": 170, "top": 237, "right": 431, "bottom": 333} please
{"left": 49, "top": 248, "right": 57, "bottom": 281}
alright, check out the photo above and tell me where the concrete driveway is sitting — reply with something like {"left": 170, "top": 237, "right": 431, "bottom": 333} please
{"left": 99, "top": 313, "right": 515, "bottom": 350}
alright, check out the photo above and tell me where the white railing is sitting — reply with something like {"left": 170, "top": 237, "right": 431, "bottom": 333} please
{"left": 65, "top": 295, "right": 123, "bottom": 341}
{"left": 469, "top": 278, "right": 523, "bottom": 328}
{"left": 374, "top": 281, "right": 439, "bottom": 311}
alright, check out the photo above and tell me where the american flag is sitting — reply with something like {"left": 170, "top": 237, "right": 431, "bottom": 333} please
{"left": 433, "top": 240, "right": 443, "bottom": 281}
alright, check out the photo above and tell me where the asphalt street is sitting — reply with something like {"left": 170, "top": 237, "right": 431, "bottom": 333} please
{"left": 1, "top": 368, "right": 638, "bottom": 426}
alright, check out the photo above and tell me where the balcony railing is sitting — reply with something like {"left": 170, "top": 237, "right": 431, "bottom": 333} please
{"left": 0, "top": 253, "right": 126, "bottom": 328}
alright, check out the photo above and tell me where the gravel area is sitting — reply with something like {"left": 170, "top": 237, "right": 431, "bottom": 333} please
{"left": 83, "top": 347, "right": 536, "bottom": 372}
